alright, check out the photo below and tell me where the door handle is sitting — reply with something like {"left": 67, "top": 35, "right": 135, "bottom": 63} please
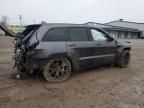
{"left": 68, "top": 43, "right": 76, "bottom": 46}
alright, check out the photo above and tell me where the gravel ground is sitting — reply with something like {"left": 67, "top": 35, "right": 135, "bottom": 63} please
{"left": 0, "top": 36, "right": 144, "bottom": 108}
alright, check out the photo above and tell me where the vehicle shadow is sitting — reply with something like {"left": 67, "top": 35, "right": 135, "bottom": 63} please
{"left": 71, "top": 65, "right": 125, "bottom": 80}
{"left": 16, "top": 65, "right": 122, "bottom": 83}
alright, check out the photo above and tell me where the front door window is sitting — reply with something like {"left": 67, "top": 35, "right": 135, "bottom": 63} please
{"left": 90, "top": 29, "right": 108, "bottom": 41}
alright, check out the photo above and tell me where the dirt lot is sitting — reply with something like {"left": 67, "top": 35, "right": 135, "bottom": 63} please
{"left": 0, "top": 36, "right": 144, "bottom": 108}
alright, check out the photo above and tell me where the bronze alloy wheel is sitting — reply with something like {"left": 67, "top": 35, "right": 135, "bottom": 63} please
{"left": 43, "top": 57, "right": 71, "bottom": 82}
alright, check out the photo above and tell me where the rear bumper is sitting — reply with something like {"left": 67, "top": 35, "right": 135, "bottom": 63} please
{"left": 24, "top": 57, "right": 48, "bottom": 72}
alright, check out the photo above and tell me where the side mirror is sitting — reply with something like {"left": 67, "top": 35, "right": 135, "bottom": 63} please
{"left": 107, "top": 37, "right": 114, "bottom": 42}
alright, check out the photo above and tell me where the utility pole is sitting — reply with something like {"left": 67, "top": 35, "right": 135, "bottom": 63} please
{"left": 33, "top": 19, "right": 36, "bottom": 24}
{"left": 19, "top": 15, "right": 22, "bottom": 26}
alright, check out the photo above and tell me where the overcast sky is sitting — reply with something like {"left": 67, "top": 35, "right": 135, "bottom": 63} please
{"left": 0, "top": 0, "right": 144, "bottom": 25}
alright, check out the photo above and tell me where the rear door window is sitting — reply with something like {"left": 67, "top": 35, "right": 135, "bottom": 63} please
{"left": 43, "top": 28, "right": 68, "bottom": 41}
{"left": 69, "top": 28, "right": 89, "bottom": 41}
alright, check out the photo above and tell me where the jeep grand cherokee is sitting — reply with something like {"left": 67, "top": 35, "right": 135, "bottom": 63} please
{"left": 14, "top": 22, "right": 131, "bottom": 82}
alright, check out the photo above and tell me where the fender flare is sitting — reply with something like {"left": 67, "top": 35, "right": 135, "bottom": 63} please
{"left": 116, "top": 46, "right": 131, "bottom": 60}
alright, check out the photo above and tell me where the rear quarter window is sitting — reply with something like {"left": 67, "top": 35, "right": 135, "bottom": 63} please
{"left": 42, "top": 28, "right": 68, "bottom": 41}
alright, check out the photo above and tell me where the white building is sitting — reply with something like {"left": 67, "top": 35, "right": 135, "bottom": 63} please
{"left": 86, "top": 19, "right": 144, "bottom": 39}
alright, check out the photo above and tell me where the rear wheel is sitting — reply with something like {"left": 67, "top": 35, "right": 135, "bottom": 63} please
{"left": 117, "top": 50, "right": 131, "bottom": 68}
{"left": 43, "top": 57, "right": 72, "bottom": 83}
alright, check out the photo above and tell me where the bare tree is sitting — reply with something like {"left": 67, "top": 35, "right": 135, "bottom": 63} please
{"left": 1, "top": 16, "right": 9, "bottom": 25}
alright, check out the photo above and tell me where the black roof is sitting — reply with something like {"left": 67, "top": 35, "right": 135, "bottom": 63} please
{"left": 40, "top": 22, "right": 88, "bottom": 28}
{"left": 27, "top": 21, "right": 142, "bottom": 33}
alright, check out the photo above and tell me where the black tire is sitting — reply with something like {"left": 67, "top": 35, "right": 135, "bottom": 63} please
{"left": 43, "top": 57, "right": 72, "bottom": 83}
{"left": 117, "top": 50, "right": 131, "bottom": 68}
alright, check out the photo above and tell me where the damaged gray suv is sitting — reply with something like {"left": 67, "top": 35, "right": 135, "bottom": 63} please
{"left": 14, "top": 22, "right": 131, "bottom": 82}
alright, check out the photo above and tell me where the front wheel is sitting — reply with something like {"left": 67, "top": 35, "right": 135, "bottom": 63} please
{"left": 117, "top": 50, "right": 131, "bottom": 68}
{"left": 43, "top": 57, "right": 72, "bottom": 83}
